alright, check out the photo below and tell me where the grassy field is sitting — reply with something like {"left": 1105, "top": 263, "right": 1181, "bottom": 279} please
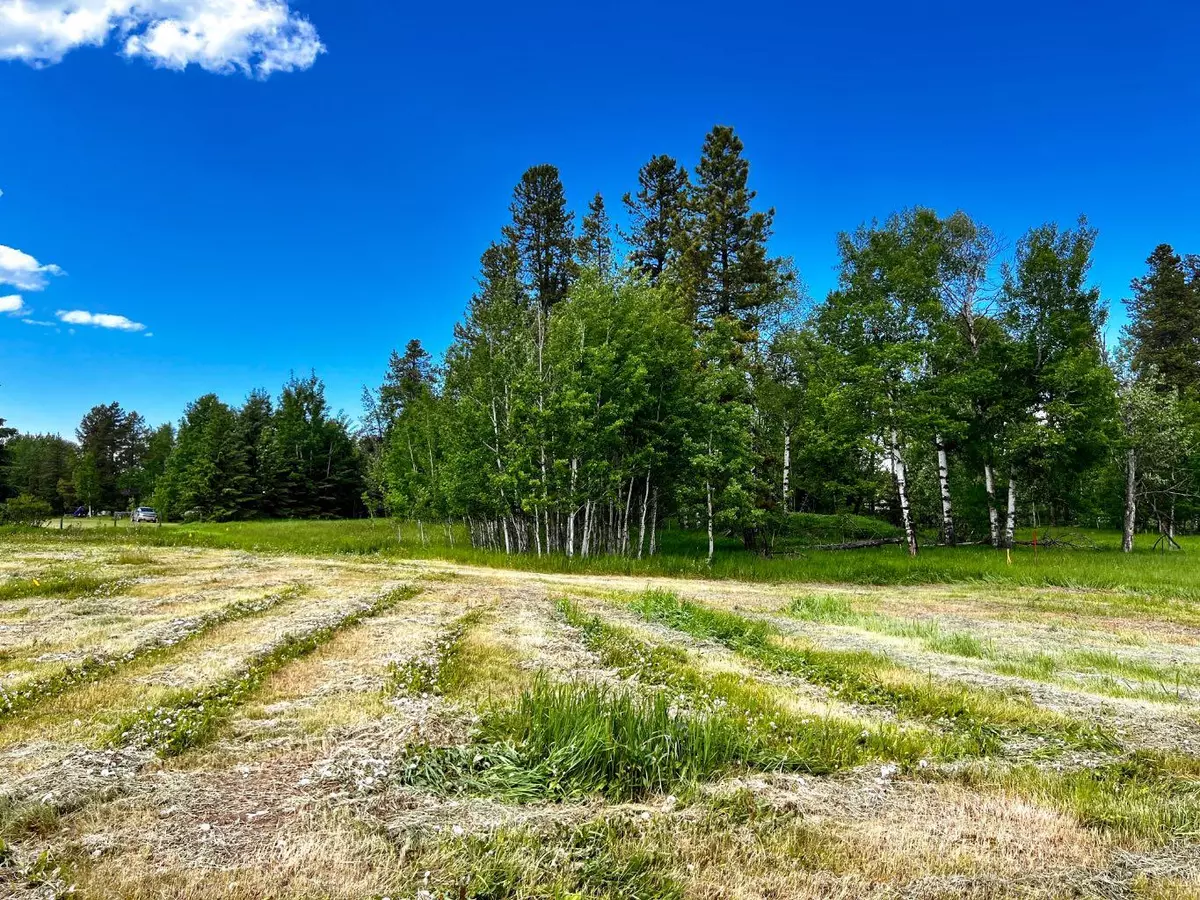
{"left": 10, "top": 516, "right": 1200, "bottom": 595}
{"left": 5, "top": 527, "right": 1200, "bottom": 897}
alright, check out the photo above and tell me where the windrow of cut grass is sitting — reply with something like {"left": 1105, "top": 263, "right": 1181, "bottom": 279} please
{"left": 631, "top": 590, "right": 1117, "bottom": 754}
{"left": 393, "top": 599, "right": 978, "bottom": 805}
{"left": 559, "top": 598, "right": 982, "bottom": 763}
{"left": 106, "top": 585, "right": 421, "bottom": 756}
{"left": 788, "top": 593, "right": 1200, "bottom": 704}
{"left": 383, "top": 608, "right": 483, "bottom": 698}
{"left": 0, "top": 586, "right": 304, "bottom": 722}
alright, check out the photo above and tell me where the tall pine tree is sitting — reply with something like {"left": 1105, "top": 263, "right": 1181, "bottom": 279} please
{"left": 503, "top": 165, "right": 577, "bottom": 313}
{"left": 622, "top": 155, "right": 690, "bottom": 284}
{"left": 1125, "top": 244, "right": 1200, "bottom": 393}
{"left": 688, "top": 126, "right": 790, "bottom": 338}
{"left": 577, "top": 192, "right": 614, "bottom": 278}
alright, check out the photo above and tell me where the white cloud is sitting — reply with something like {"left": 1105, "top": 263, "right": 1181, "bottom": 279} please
{"left": 0, "top": 0, "right": 324, "bottom": 77}
{"left": 21, "top": 318, "right": 58, "bottom": 327}
{"left": 0, "top": 244, "right": 64, "bottom": 291}
{"left": 56, "top": 309, "right": 146, "bottom": 332}
{"left": 0, "top": 294, "right": 26, "bottom": 315}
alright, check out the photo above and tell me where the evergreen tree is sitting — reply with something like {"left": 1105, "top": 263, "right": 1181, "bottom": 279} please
{"left": 1125, "top": 244, "right": 1200, "bottom": 393}
{"left": 622, "top": 154, "right": 690, "bottom": 284}
{"left": 155, "top": 395, "right": 250, "bottom": 521}
{"left": 268, "top": 373, "right": 363, "bottom": 518}
{"left": 75, "top": 403, "right": 146, "bottom": 510}
{"left": 0, "top": 413, "right": 16, "bottom": 501}
{"left": 688, "top": 126, "right": 791, "bottom": 337}
{"left": 237, "top": 390, "right": 276, "bottom": 515}
{"left": 4, "top": 434, "right": 78, "bottom": 513}
{"left": 577, "top": 192, "right": 614, "bottom": 277}
{"left": 503, "top": 164, "right": 577, "bottom": 313}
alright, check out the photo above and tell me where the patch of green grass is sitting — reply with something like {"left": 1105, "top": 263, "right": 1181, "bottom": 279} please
{"left": 397, "top": 676, "right": 847, "bottom": 803}
{"left": 15, "top": 520, "right": 1200, "bottom": 603}
{"left": 0, "top": 586, "right": 305, "bottom": 722}
{"left": 636, "top": 590, "right": 1114, "bottom": 753}
{"left": 411, "top": 815, "right": 684, "bottom": 900}
{"left": 947, "top": 752, "right": 1200, "bottom": 845}
{"left": 787, "top": 593, "right": 996, "bottom": 660}
{"left": 107, "top": 585, "right": 420, "bottom": 756}
{"left": 0, "top": 574, "right": 129, "bottom": 603}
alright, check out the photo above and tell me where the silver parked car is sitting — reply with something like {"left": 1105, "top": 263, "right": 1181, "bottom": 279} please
{"left": 132, "top": 507, "right": 159, "bottom": 523}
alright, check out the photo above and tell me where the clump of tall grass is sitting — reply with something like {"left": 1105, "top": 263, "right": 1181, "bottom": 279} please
{"left": 108, "top": 586, "right": 419, "bottom": 755}
{"left": 559, "top": 598, "right": 980, "bottom": 764}
{"left": 634, "top": 590, "right": 1114, "bottom": 752}
{"left": 397, "top": 676, "right": 842, "bottom": 802}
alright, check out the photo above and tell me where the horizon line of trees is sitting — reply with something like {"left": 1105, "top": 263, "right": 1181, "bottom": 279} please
{"left": 4, "top": 124, "right": 1199, "bottom": 557}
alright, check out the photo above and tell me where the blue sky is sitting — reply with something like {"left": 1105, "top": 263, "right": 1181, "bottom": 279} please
{"left": 1, "top": 0, "right": 1198, "bottom": 437}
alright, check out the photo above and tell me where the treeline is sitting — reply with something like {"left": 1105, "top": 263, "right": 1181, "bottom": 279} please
{"left": 4, "top": 124, "right": 1200, "bottom": 556}
{"left": 0, "top": 374, "right": 362, "bottom": 521}
{"left": 362, "top": 126, "right": 1200, "bottom": 557}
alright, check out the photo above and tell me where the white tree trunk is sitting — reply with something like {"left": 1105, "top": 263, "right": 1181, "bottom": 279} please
{"left": 1122, "top": 449, "right": 1137, "bottom": 554}
{"left": 891, "top": 429, "right": 918, "bottom": 558}
{"left": 984, "top": 462, "right": 1000, "bottom": 547}
{"left": 566, "top": 458, "right": 577, "bottom": 558}
{"left": 782, "top": 429, "right": 791, "bottom": 510}
{"left": 1004, "top": 478, "right": 1018, "bottom": 549}
{"left": 936, "top": 436, "right": 955, "bottom": 546}
{"left": 649, "top": 488, "right": 658, "bottom": 557}
{"left": 706, "top": 479, "right": 715, "bottom": 565}
{"left": 637, "top": 469, "right": 651, "bottom": 560}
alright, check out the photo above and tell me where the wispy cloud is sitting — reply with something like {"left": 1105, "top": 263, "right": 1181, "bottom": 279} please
{"left": 56, "top": 309, "right": 147, "bottom": 333}
{"left": 0, "top": 0, "right": 325, "bottom": 78}
{"left": 22, "top": 318, "right": 59, "bottom": 328}
{"left": 0, "top": 245, "right": 64, "bottom": 292}
{"left": 0, "top": 294, "right": 26, "bottom": 315}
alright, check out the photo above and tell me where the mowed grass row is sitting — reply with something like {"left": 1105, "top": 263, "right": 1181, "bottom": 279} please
{"left": 786, "top": 593, "right": 1200, "bottom": 704}
{"left": 0, "top": 584, "right": 396, "bottom": 750}
{"left": 0, "top": 586, "right": 303, "bottom": 721}
{"left": 622, "top": 589, "right": 1114, "bottom": 754}
{"left": 394, "top": 599, "right": 975, "bottom": 805}
{"left": 108, "top": 585, "right": 422, "bottom": 756}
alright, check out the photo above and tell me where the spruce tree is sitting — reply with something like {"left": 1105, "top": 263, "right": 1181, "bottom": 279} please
{"left": 503, "top": 164, "right": 577, "bottom": 313}
{"left": 1125, "top": 244, "right": 1200, "bottom": 393}
{"left": 622, "top": 155, "right": 690, "bottom": 283}
{"left": 688, "top": 126, "right": 790, "bottom": 337}
{"left": 577, "top": 192, "right": 614, "bottom": 277}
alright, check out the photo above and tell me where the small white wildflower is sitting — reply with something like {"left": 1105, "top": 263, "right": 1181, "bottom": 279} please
{"left": 452, "top": 824, "right": 464, "bottom": 836}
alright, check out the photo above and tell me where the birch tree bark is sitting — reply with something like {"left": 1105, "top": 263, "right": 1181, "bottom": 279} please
{"left": 935, "top": 435, "right": 955, "bottom": 545}
{"left": 891, "top": 429, "right": 918, "bottom": 557}
{"left": 1122, "top": 449, "right": 1137, "bottom": 553}
{"left": 782, "top": 429, "right": 791, "bottom": 510}
{"left": 706, "top": 479, "right": 715, "bottom": 566}
{"left": 983, "top": 462, "right": 1000, "bottom": 547}
{"left": 1004, "top": 478, "right": 1018, "bottom": 549}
